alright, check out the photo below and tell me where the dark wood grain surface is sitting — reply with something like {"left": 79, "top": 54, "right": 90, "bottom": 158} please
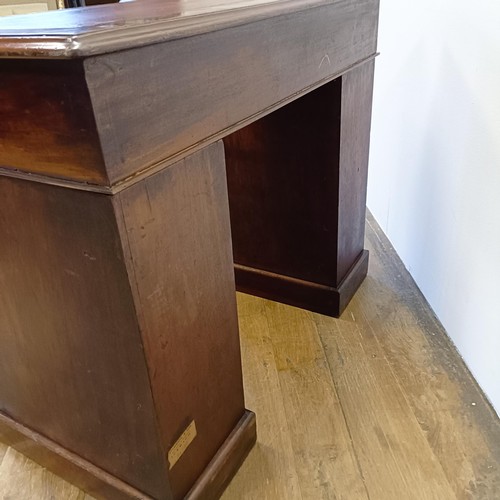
{"left": 0, "top": 1, "right": 378, "bottom": 192}
{"left": 336, "top": 61, "right": 375, "bottom": 282}
{"left": 0, "top": 412, "right": 156, "bottom": 500}
{"left": 0, "top": 0, "right": 345, "bottom": 57}
{"left": 225, "top": 79, "right": 342, "bottom": 285}
{"left": 186, "top": 410, "right": 256, "bottom": 500}
{"left": 85, "top": 0, "right": 378, "bottom": 186}
{"left": 0, "top": 176, "right": 169, "bottom": 499}
{"left": 115, "top": 142, "right": 246, "bottom": 499}
{"left": 224, "top": 61, "right": 374, "bottom": 316}
{"left": 0, "top": 59, "right": 105, "bottom": 184}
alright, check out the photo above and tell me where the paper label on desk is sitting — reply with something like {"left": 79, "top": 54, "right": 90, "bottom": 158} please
{"left": 168, "top": 420, "right": 197, "bottom": 469}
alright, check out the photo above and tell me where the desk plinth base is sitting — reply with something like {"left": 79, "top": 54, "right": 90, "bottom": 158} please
{"left": 235, "top": 250, "right": 369, "bottom": 317}
{"left": 0, "top": 410, "right": 256, "bottom": 500}
{"left": 186, "top": 410, "right": 256, "bottom": 500}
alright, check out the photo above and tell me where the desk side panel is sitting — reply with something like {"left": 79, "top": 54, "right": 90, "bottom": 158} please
{"left": 337, "top": 60, "right": 375, "bottom": 283}
{"left": 0, "top": 177, "right": 169, "bottom": 498}
{"left": 85, "top": 0, "right": 379, "bottom": 185}
{"left": 114, "top": 142, "right": 246, "bottom": 499}
{"left": 0, "top": 59, "right": 107, "bottom": 185}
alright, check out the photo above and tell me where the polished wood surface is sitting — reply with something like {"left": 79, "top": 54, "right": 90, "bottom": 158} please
{"left": 186, "top": 411, "right": 256, "bottom": 500}
{"left": 0, "top": 413, "right": 153, "bottom": 500}
{"left": 0, "top": 0, "right": 378, "bottom": 188}
{"left": 0, "top": 0, "right": 378, "bottom": 301}
{"left": 0, "top": 59, "right": 105, "bottom": 184}
{"left": 336, "top": 62, "right": 374, "bottom": 282}
{"left": 225, "top": 79, "right": 343, "bottom": 284}
{"left": 115, "top": 142, "right": 246, "bottom": 499}
{"left": 1, "top": 214, "right": 499, "bottom": 499}
{"left": 225, "top": 62, "right": 374, "bottom": 315}
{"left": 0, "top": 176, "right": 169, "bottom": 498}
{"left": 0, "top": 0, "right": 365, "bottom": 56}
{"left": 0, "top": 143, "right": 252, "bottom": 499}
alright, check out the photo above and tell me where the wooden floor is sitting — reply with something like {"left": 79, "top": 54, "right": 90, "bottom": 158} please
{"left": 1, "top": 213, "right": 499, "bottom": 499}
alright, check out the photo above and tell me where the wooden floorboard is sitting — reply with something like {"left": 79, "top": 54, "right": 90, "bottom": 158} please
{"left": 1, "top": 212, "right": 499, "bottom": 499}
{"left": 262, "top": 300, "right": 369, "bottom": 500}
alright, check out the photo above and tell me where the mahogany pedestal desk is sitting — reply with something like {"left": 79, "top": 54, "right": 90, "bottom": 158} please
{"left": 0, "top": 1, "right": 379, "bottom": 498}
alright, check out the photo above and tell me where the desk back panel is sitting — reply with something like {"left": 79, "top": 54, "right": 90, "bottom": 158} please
{"left": 224, "top": 79, "right": 342, "bottom": 285}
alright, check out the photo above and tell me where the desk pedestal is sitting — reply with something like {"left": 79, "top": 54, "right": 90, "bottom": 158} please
{"left": 0, "top": 142, "right": 255, "bottom": 500}
{"left": 225, "top": 62, "right": 374, "bottom": 317}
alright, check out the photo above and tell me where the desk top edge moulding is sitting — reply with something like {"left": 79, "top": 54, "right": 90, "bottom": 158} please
{"left": 1, "top": 0, "right": 350, "bottom": 58}
{"left": 0, "top": 1, "right": 379, "bottom": 498}
{"left": 0, "top": 0, "right": 346, "bottom": 58}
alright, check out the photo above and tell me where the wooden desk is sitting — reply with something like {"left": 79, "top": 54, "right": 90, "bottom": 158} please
{"left": 0, "top": 1, "right": 379, "bottom": 498}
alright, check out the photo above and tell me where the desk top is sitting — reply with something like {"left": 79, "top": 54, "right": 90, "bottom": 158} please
{"left": 0, "top": 0, "right": 378, "bottom": 190}
{"left": 0, "top": 0, "right": 333, "bottom": 58}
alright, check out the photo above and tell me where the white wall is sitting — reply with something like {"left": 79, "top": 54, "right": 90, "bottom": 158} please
{"left": 367, "top": 0, "right": 500, "bottom": 414}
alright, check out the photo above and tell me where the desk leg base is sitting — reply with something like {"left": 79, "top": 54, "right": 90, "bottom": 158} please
{"left": 186, "top": 410, "right": 256, "bottom": 500}
{"left": 0, "top": 412, "right": 151, "bottom": 500}
{"left": 235, "top": 250, "right": 368, "bottom": 317}
{"left": 0, "top": 409, "right": 256, "bottom": 500}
